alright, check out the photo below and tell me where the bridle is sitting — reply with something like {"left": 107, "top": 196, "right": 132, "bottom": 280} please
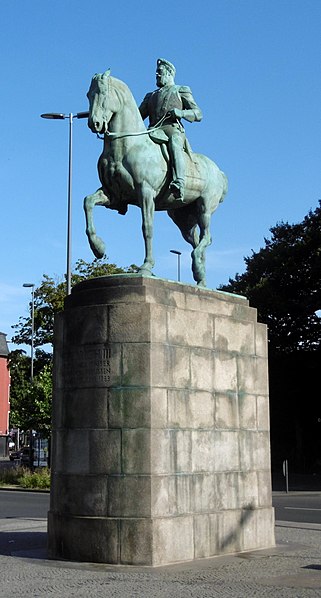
{"left": 94, "top": 76, "right": 171, "bottom": 141}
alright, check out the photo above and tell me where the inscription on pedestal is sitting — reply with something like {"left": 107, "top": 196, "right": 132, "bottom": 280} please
{"left": 64, "top": 345, "right": 111, "bottom": 388}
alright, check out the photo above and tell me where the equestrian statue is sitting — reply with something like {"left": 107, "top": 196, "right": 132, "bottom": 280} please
{"left": 84, "top": 58, "right": 228, "bottom": 287}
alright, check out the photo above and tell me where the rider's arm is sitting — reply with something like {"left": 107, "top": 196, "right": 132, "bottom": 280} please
{"left": 138, "top": 93, "right": 152, "bottom": 120}
{"left": 178, "top": 86, "right": 203, "bottom": 123}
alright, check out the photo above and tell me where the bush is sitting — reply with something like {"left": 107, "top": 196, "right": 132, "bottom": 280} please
{"left": 0, "top": 465, "right": 50, "bottom": 489}
{"left": 19, "top": 467, "right": 51, "bottom": 489}
{"left": 0, "top": 465, "right": 25, "bottom": 486}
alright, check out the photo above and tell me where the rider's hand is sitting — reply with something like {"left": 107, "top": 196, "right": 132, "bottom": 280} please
{"left": 168, "top": 108, "right": 183, "bottom": 120}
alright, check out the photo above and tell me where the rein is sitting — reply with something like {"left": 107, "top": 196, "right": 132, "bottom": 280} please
{"left": 96, "top": 113, "right": 170, "bottom": 141}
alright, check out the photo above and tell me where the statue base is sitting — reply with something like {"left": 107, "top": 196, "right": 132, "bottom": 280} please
{"left": 48, "top": 275, "right": 275, "bottom": 565}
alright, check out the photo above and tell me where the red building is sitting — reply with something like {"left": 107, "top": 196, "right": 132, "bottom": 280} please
{"left": 0, "top": 332, "right": 10, "bottom": 456}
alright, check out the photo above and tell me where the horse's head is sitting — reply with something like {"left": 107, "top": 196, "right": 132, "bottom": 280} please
{"left": 87, "top": 70, "right": 115, "bottom": 134}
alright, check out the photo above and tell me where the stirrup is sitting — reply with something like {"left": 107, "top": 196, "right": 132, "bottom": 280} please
{"left": 170, "top": 180, "right": 184, "bottom": 201}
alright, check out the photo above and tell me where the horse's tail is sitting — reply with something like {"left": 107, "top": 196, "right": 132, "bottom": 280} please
{"left": 219, "top": 171, "right": 228, "bottom": 203}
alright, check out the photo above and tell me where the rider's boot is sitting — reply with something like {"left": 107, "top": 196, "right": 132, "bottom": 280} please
{"left": 170, "top": 178, "right": 185, "bottom": 201}
{"left": 170, "top": 154, "right": 185, "bottom": 202}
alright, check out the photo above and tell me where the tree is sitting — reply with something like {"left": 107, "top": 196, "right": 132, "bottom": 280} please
{"left": 9, "top": 351, "right": 53, "bottom": 433}
{"left": 220, "top": 202, "right": 321, "bottom": 353}
{"left": 219, "top": 202, "right": 321, "bottom": 474}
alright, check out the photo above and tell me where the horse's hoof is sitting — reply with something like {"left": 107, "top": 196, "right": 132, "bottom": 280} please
{"left": 138, "top": 266, "right": 154, "bottom": 277}
{"left": 89, "top": 235, "right": 105, "bottom": 259}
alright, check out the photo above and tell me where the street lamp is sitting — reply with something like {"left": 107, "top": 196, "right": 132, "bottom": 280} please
{"left": 170, "top": 249, "right": 182, "bottom": 282}
{"left": 23, "top": 283, "right": 35, "bottom": 383}
{"left": 40, "top": 111, "right": 89, "bottom": 295}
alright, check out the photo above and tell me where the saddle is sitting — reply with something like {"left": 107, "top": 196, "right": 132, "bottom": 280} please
{"left": 148, "top": 129, "right": 194, "bottom": 162}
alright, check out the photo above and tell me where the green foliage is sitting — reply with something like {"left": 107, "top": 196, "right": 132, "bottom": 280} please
{"left": 9, "top": 353, "right": 52, "bottom": 432}
{"left": 0, "top": 466, "right": 50, "bottom": 489}
{"left": 19, "top": 467, "right": 51, "bottom": 489}
{"left": 0, "top": 465, "right": 24, "bottom": 486}
{"left": 220, "top": 202, "right": 321, "bottom": 352}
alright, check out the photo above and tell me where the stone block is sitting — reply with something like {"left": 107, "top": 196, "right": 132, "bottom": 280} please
{"left": 232, "top": 303, "right": 257, "bottom": 322}
{"left": 151, "top": 344, "right": 190, "bottom": 388}
{"left": 257, "top": 470, "right": 273, "bottom": 507}
{"left": 169, "top": 475, "right": 191, "bottom": 514}
{"left": 218, "top": 509, "right": 242, "bottom": 554}
{"left": 167, "top": 430, "right": 192, "bottom": 473}
{"left": 51, "top": 388, "right": 63, "bottom": 430}
{"left": 53, "top": 428, "right": 121, "bottom": 475}
{"left": 241, "top": 507, "right": 275, "bottom": 551}
{"left": 194, "top": 514, "right": 210, "bottom": 558}
{"left": 215, "top": 392, "right": 239, "bottom": 429}
{"left": 240, "top": 471, "right": 259, "bottom": 508}
{"left": 237, "top": 355, "right": 268, "bottom": 395}
{"left": 239, "top": 431, "right": 271, "bottom": 471}
{"left": 150, "top": 304, "right": 168, "bottom": 343}
{"left": 150, "top": 388, "right": 168, "bottom": 428}
{"left": 215, "top": 317, "right": 255, "bottom": 354}
{"left": 50, "top": 473, "right": 108, "bottom": 516}
{"left": 122, "top": 343, "right": 151, "bottom": 386}
{"left": 255, "top": 322, "right": 268, "bottom": 357}
{"left": 62, "top": 387, "right": 108, "bottom": 429}
{"left": 122, "top": 429, "right": 151, "bottom": 473}
{"left": 216, "top": 472, "right": 241, "bottom": 510}
{"left": 109, "top": 302, "right": 151, "bottom": 342}
{"left": 48, "top": 512, "right": 119, "bottom": 563}
{"left": 190, "top": 348, "right": 214, "bottom": 391}
{"left": 108, "top": 387, "right": 151, "bottom": 428}
{"left": 108, "top": 475, "right": 151, "bottom": 517}
{"left": 152, "top": 516, "right": 194, "bottom": 565}
{"left": 64, "top": 305, "right": 108, "bottom": 345}
{"left": 257, "top": 395, "right": 270, "bottom": 430}
{"left": 213, "top": 431, "right": 240, "bottom": 472}
{"left": 185, "top": 291, "right": 238, "bottom": 316}
{"left": 120, "top": 518, "right": 153, "bottom": 565}
{"left": 53, "top": 429, "right": 90, "bottom": 474}
{"left": 168, "top": 390, "right": 214, "bottom": 429}
{"left": 167, "top": 307, "right": 213, "bottom": 348}
{"left": 238, "top": 393, "right": 257, "bottom": 430}
{"left": 214, "top": 353, "right": 238, "bottom": 392}
{"left": 192, "top": 430, "right": 214, "bottom": 472}
{"left": 190, "top": 473, "right": 216, "bottom": 512}
{"left": 89, "top": 429, "right": 121, "bottom": 474}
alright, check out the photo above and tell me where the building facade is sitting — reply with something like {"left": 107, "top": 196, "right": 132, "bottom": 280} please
{"left": 0, "top": 333, "right": 10, "bottom": 456}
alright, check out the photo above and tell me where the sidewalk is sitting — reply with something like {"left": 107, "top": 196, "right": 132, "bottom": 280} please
{"left": 0, "top": 517, "right": 320, "bottom": 597}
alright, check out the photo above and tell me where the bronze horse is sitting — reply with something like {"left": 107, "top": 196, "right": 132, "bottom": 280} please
{"left": 84, "top": 71, "right": 228, "bottom": 286}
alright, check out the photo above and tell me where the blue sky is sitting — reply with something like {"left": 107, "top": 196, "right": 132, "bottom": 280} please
{"left": 1, "top": 0, "right": 321, "bottom": 349}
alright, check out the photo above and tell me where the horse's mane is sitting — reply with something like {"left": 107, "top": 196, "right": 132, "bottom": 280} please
{"left": 109, "top": 76, "right": 138, "bottom": 110}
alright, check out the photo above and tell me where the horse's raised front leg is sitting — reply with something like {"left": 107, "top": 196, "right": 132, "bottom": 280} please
{"left": 192, "top": 203, "right": 212, "bottom": 287}
{"left": 138, "top": 183, "right": 155, "bottom": 276}
{"left": 84, "top": 188, "right": 110, "bottom": 259}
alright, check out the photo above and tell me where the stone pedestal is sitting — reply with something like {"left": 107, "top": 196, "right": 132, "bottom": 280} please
{"left": 48, "top": 275, "right": 275, "bottom": 565}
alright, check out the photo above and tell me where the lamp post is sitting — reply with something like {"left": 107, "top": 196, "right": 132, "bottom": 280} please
{"left": 23, "top": 283, "right": 35, "bottom": 383}
{"left": 170, "top": 249, "right": 182, "bottom": 282}
{"left": 40, "top": 111, "right": 89, "bottom": 295}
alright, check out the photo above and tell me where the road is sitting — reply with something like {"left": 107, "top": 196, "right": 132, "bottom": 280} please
{"left": 0, "top": 489, "right": 49, "bottom": 518}
{"left": 0, "top": 488, "right": 320, "bottom": 524}
{"left": 272, "top": 492, "right": 321, "bottom": 524}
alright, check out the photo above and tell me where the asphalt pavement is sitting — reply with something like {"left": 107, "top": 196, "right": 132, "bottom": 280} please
{"left": 0, "top": 502, "right": 321, "bottom": 596}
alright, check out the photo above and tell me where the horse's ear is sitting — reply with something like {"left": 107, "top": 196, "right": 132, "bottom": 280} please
{"left": 103, "top": 68, "right": 111, "bottom": 78}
